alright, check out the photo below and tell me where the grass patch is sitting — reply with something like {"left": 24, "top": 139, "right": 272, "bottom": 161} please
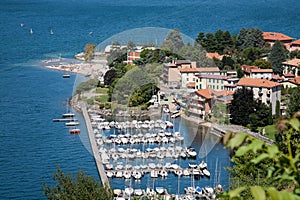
{"left": 95, "top": 87, "right": 108, "bottom": 94}
{"left": 95, "top": 95, "right": 109, "bottom": 103}
{"left": 260, "top": 124, "right": 278, "bottom": 140}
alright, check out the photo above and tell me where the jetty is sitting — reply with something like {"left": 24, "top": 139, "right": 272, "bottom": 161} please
{"left": 80, "top": 101, "right": 110, "bottom": 187}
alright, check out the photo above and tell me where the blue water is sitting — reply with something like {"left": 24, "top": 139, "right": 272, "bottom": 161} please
{"left": 1, "top": 0, "right": 300, "bottom": 199}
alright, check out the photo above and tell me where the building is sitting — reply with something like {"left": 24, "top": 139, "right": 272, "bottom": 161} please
{"left": 289, "top": 39, "right": 300, "bottom": 52}
{"left": 242, "top": 65, "right": 259, "bottom": 77}
{"left": 195, "top": 74, "right": 229, "bottom": 91}
{"left": 180, "top": 67, "right": 220, "bottom": 89}
{"left": 237, "top": 78, "right": 281, "bottom": 115}
{"left": 206, "top": 52, "right": 224, "bottom": 60}
{"left": 249, "top": 68, "right": 273, "bottom": 79}
{"left": 282, "top": 58, "right": 300, "bottom": 77}
{"left": 162, "top": 60, "right": 196, "bottom": 88}
{"left": 281, "top": 76, "right": 300, "bottom": 88}
{"left": 127, "top": 51, "right": 141, "bottom": 65}
{"left": 188, "top": 88, "right": 213, "bottom": 119}
{"left": 262, "top": 32, "right": 293, "bottom": 47}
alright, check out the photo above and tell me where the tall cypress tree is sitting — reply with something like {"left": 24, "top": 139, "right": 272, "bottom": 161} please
{"left": 229, "top": 88, "right": 255, "bottom": 126}
{"left": 268, "top": 40, "right": 287, "bottom": 75}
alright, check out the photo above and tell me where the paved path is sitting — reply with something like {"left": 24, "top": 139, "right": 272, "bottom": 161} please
{"left": 80, "top": 102, "right": 110, "bottom": 187}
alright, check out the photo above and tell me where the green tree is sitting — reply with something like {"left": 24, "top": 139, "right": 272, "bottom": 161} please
{"left": 236, "top": 28, "right": 264, "bottom": 51}
{"left": 268, "top": 40, "right": 287, "bottom": 75}
{"left": 222, "top": 114, "right": 300, "bottom": 199}
{"left": 290, "top": 49, "right": 300, "bottom": 59}
{"left": 229, "top": 88, "right": 256, "bottom": 126}
{"left": 127, "top": 40, "right": 136, "bottom": 50}
{"left": 249, "top": 101, "right": 273, "bottom": 132}
{"left": 275, "top": 100, "right": 281, "bottom": 119}
{"left": 42, "top": 166, "right": 113, "bottom": 200}
{"left": 253, "top": 59, "right": 272, "bottom": 69}
{"left": 161, "top": 29, "right": 184, "bottom": 53}
{"left": 104, "top": 69, "right": 117, "bottom": 86}
{"left": 286, "top": 87, "right": 300, "bottom": 117}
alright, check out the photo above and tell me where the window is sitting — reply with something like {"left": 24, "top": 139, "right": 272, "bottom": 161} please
{"left": 187, "top": 78, "right": 189, "bottom": 81}
{"left": 199, "top": 84, "right": 202, "bottom": 89}
{"left": 221, "top": 86, "right": 224, "bottom": 90}
{"left": 216, "top": 85, "right": 219, "bottom": 90}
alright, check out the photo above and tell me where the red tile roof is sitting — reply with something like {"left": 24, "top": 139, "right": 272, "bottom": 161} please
{"left": 196, "top": 88, "right": 213, "bottom": 99}
{"left": 214, "top": 90, "right": 234, "bottom": 97}
{"left": 237, "top": 78, "right": 280, "bottom": 88}
{"left": 242, "top": 65, "right": 259, "bottom": 74}
{"left": 251, "top": 69, "right": 273, "bottom": 73}
{"left": 263, "top": 32, "right": 293, "bottom": 41}
{"left": 289, "top": 76, "right": 300, "bottom": 85}
{"left": 283, "top": 73, "right": 295, "bottom": 78}
{"left": 291, "top": 39, "right": 300, "bottom": 45}
{"left": 179, "top": 67, "right": 220, "bottom": 73}
{"left": 282, "top": 58, "right": 300, "bottom": 67}
{"left": 206, "top": 52, "right": 224, "bottom": 60}
{"left": 187, "top": 82, "right": 196, "bottom": 88}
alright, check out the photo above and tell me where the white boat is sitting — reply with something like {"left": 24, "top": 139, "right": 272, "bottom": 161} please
{"left": 123, "top": 170, "right": 131, "bottom": 179}
{"left": 155, "top": 187, "right": 165, "bottom": 195}
{"left": 30, "top": 28, "right": 33, "bottom": 34}
{"left": 62, "top": 113, "right": 75, "bottom": 118}
{"left": 186, "top": 147, "right": 197, "bottom": 157}
{"left": 175, "top": 169, "right": 183, "bottom": 176}
{"left": 132, "top": 170, "right": 142, "bottom": 180}
{"left": 115, "top": 171, "right": 123, "bottom": 178}
{"left": 50, "top": 29, "right": 54, "bottom": 35}
{"left": 160, "top": 169, "right": 168, "bottom": 177}
{"left": 188, "top": 162, "right": 198, "bottom": 168}
{"left": 146, "top": 187, "right": 156, "bottom": 196}
{"left": 183, "top": 169, "right": 190, "bottom": 176}
{"left": 65, "top": 121, "right": 79, "bottom": 126}
{"left": 124, "top": 187, "right": 134, "bottom": 196}
{"left": 106, "top": 171, "right": 114, "bottom": 178}
{"left": 113, "top": 189, "right": 122, "bottom": 196}
{"left": 199, "top": 161, "right": 207, "bottom": 169}
{"left": 134, "top": 189, "right": 143, "bottom": 196}
{"left": 202, "top": 169, "right": 211, "bottom": 177}
{"left": 150, "top": 170, "right": 158, "bottom": 178}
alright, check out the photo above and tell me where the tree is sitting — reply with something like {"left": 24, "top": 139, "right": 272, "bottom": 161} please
{"left": 275, "top": 100, "right": 281, "bottom": 119}
{"left": 229, "top": 88, "right": 256, "bottom": 126}
{"left": 84, "top": 44, "right": 96, "bottom": 61}
{"left": 236, "top": 28, "right": 264, "bottom": 51}
{"left": 290, "top": 49, "right": 300, "bottom": 59}
{"left": 222, "top": 114, "right": 300, "bottom": 199}
{"left": 253, "top": 59, "right": 272, "bottom": 69}
{"left": 104, "top": 69, "right": 117, "bottom": 86}
{"left": 42, "top": 166, "right": 113, "bottom": 200}
{"left": 161, "top": 29, "right": 184, "bottom": 53}
{"left": 127, "top": 40, "right": 136, "bottom": 50}
{"left": 286, "top": 87, "right": 300, "bottom": 117}
{"left": 249, "top": 101, "right": 273, "bottom": 132}
{"left": 268, "top": 40, "right": 287, "bottom": 75}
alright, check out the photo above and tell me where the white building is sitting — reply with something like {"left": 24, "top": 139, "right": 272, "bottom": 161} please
{"left": 237, "top": 78, "right": 281, "bottom": 115}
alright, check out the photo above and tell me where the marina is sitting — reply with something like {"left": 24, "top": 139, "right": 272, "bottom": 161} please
{"left": 79, "top": 102, "right": 230, "bottom": 199}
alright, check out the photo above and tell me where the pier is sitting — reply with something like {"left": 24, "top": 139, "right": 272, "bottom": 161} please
{"left": 80, "top": 102, "right": 110, "bottom": 187}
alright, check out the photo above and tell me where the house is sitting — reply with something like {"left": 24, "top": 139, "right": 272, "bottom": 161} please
{"left": 206, "top": 52, "right": 224, "bottom": 60}
{"left": 195, "top": 74, "right": 230, "bottom": 91}
{"left": 281, "top": 76, "right": 300, "bottom": 88}
{"left": 180, "top": 67, "right": 220, "bottom": 88}
{"left": 220, "top": 70, "right": 238, "bottom": 77}
{"left": 262, "top": 32, "right": 293, "bottom": 47}
{"left": 187, "top": 88, "right": 213, "bottom": 119}
{"left": 282, "top": 58, "right": 300, "bottom": 77}
{"left": 242, "top": 65, "right": 259, "bottom": 77}
{"left": 249, "top": 68, "right": 273, "bottom": 79}
{"left": 162, "top": 60, "right": 196, "bottom": 88}
{"left": 237, "top": 78, "right": 281, "bottom": 115}
{"left": 289, "top": 39, "right": 300, "bottom": 52}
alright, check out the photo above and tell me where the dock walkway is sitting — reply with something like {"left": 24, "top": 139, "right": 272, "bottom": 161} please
{"left": 80, "top": 101, "right": 110, "bottom": 187}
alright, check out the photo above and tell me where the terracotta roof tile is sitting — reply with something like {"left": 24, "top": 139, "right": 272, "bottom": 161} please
{"left": 242, "top": 65, "right": 259, "bottom": 73}
{"left": 282, "top": 58, "right": 300, "bottom": 66}
{"left": 291, "top": 39, "right": 300, "bottom": 45}
{"left": 214, "top": 90, "right": 234, "bottom": 97}
{"left": 196, "top": 88, "right": 213, "bottom": 99}
{"left": 289, "top": 76, "right": 300, "bottom": 85}
{"left": 251, "top": 69, "right": 273, "bottom": 73}
{"left": 179, "top": 67, "right": 220, "bottom": 73}
{"left": 237, "top": 78, "right": 280, "bottom": 88}
{"left": 206, "top": 52, "right": 224, "bottom": 60}
{"left": 187, "top": 82, "right": 196, "bottom": 87}
{"left": 283, "top": 73, "right": 295, "bottom": 78}
{"left": 263, "top": 32, "right": 293, "bottom": 41}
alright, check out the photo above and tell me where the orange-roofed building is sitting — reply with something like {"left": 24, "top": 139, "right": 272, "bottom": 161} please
{"left": 250, "top": 68, "right": 273, "bottom": 79}
{"left": 242, "top": 65, "right": 259, "bottom": 77}
{"left": 282, "top": 58, "right": 300, "bottom": 76}
{"left": 289, "top": 39, "right": 300, "bottom": 52}
{"left": 237, "top": 78, "right": 281, "bottom": 115}
{"left": 281, "top": 76, "right": 300, "bottom": 89}
{"left": 263, "top": 32, "right": 293, "bottom": 47}
{"left": 187, "top": 88, "right": 213, "bottom": 119}
{"left": 206, "top": 52, "right": 224, "bottom": 60}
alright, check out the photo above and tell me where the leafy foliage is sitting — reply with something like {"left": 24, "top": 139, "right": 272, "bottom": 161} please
{"left": 236, "top": 28, "right": 265, "bottom": 51}
{"left": 229, "top": 88, "right": 255, "bottom": 126}
{"left": 42, "top": 166, "right": 113, "bottom": 200}
{"left": 222, "top": 114, "right": 300, "bottom": 199}
{"left": 161, "top": 29, "right": 184, "bottom": 53}
{"left": 253, "top": 59, "right": 272, "bottom": 69}
{"left": 75, "top": 78, "right": 99, "bottom": 94}
{"left": 286, "top": 87, "right": 300, "bottom": 118}
{"left": 268, "top": 40, "right": 287, "bottom": 75}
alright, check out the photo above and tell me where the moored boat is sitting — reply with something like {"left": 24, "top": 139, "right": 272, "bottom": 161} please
{"left": 69, "top": 128, "right": 80, "bottom": 134}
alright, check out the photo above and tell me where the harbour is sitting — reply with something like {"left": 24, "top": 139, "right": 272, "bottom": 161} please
{"left": 77, "top": 101, "right": 230, "bottom": 199}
